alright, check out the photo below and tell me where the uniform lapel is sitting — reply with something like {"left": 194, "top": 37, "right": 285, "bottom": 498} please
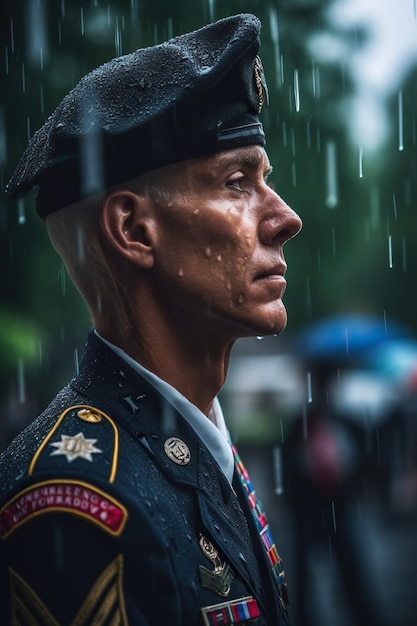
{"left": 71, "top": 331, "right": 269, "bottom": 611}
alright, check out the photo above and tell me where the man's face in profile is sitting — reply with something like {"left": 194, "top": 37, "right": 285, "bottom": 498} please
{"left": 148, "top": 145, "right": 302, "bottom": 341}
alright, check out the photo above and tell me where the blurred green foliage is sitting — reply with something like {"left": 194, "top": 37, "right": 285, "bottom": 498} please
{"left": 1, "top": 0, "right": 416, "bottom": 442}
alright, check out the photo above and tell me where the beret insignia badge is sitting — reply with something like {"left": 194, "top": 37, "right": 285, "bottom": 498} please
{"left": 254, "top": 55, "right": 269, "bottom": 112}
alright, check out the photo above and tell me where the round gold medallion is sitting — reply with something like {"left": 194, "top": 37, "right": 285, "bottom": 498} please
{"left": 164, "top": 437, "right": 191, "bottom": 465}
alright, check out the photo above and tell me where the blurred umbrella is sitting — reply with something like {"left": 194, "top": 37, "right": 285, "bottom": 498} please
{"left": 297, "top": 314, "right": 410, "bottom": 362}
{"left": 366, "top": 338, "right": 417, "bottom": 383}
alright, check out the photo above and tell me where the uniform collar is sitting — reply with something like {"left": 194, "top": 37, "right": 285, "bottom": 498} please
{"left": 94, "top": 329, "right": 235, "bottom": 484}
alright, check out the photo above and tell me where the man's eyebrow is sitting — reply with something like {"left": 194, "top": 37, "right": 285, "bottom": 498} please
{"left": 216, "top": 150, "right": 273, "bottom": 175}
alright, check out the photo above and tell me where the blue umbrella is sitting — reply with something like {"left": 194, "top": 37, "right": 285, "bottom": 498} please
{"left": 366, "top": 339, "right": 417, "bottom": 382}
{"left": 297, "top": 314, "right": 410, "bottom": 362}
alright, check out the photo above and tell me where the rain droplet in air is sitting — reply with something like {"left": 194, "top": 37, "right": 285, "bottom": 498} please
{"left": 325, "top": 140, "right": 338, "bottom": 208}
{"left": 359, "top": 146, "right": 364, "bottom": 178}
{"left": 369, "top": 185, "right": 380, "bottom": 228}
{"left": 18, "top": 199, "right": 26, "bottom": 224}
{"left": 293, "top": 69, "right": 300, "bottom": 112}
{"left": 115, "top": 17, "right": 122, "bottom": 56}
{"left": 307, "top": 371, "right": 312, "bottom": 403}
{"left": 398, "top": 90, "right": 404, "bottom": 151}
{"left": 281, "top": 120, "right": 287, "bottom": 147}
{"left": 59, "top": 264, "right": 67, "bottom": 295}
{"left": 268, "top": 6, "right": 281, "bottom": 88}
{"left": 208, "top": 0, "right": 215, "bottom": 22}
{"left": 79, "top": 95, "right": 105, "bottom": 196}
{"left": 311, "top": 59, "right": 320, "bottom": 99}
{"left": 26, "top": 0, "right": 49, "bottom": 67}
{"left": 392, "top": 193, "right": 398, "bottom": 220}
{"left": 74, "top": 348, "right": 80, "bottom": 376}
{"left": 273, "top": 446, "right": 284, "bottom": 495}
{"left": 388, "top": 235, "right": 393, "bottom": 268}
{"left": 316, "top": 127, "right": 321, "bottom": 153}
{"left": 331, "top": 500, "right": 337, "bottom": 532}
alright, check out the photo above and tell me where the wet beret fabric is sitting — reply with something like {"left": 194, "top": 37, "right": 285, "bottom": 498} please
{"left": 6, "top": 13, "right": 268, "bottom": 217}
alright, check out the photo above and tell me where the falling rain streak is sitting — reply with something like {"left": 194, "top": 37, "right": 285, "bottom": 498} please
{"left": 269, "top": 7, "right": 281, "bottom": 87}
{"left": 59, "top": 264, "right": 67, "bottom": 296}
{"left": 331, "top": 501, "right": 337, "bottom": 533}
{"left": 115, "top": 17, "right": 122, "bottom": 56}
{"left": 398, "top": 91, "right": 404, "bottom": 151}
{"left": 325, "top": 141, "right": 338, "bottom": 208}
{"left": 358, "top": 146, "right": 364, "bottom": 178}
{"left": 27, "top": 0, "right": 48, "bottom": 66}
{"left": 293, "top": 69, "right": 300, "bottom": 112}
{"left": 388, "top": 235, "right": 393, "bottom": 268}
{"left": 18, "top": 200, "right": 25, "bottom": 225}
{"left": 311, "top": 59, "right": 320, "bottom": 99}
{"left": 392, "top": 194, "right": 398, "bottom": 220}
{"left": 306, "top": 371, "right": 312, "bottom": 403}
{"left": 273, "top": 447, "right": 284, "bottom": 495}
{"left": 74, "top": 348, "right": 80, "bottom": 376}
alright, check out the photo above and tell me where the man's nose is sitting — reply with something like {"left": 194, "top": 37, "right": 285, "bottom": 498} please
{"left": 259, "top": 190, "right": 302, "bottom": 246}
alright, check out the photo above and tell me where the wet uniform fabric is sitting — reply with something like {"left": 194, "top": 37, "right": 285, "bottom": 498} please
{"left": 0, "top": 330, "right": 289, "bottom": 625}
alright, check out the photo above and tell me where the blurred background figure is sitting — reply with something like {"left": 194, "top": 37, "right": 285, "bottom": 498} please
{"left": 222, "top": 312, "right": 417, "bottom": 625}
{"left": 283, "top": 313, "right": 417, "bottom": 626}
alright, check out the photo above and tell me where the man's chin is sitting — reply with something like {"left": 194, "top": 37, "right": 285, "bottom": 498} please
{"left": 251, "top": 309, "right": 288, "bottom": 338}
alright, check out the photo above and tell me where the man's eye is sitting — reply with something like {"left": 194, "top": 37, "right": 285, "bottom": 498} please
{"left": 226, "top": 175, "right": 245, "bottom": 192}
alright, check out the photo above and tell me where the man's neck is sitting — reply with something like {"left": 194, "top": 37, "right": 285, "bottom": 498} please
{"left": 96, "top": 308, "right": 234, "bottom": 416}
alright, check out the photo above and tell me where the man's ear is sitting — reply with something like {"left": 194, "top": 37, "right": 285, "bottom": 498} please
{"left": 100, "top": 191, "right": 156, "bottom": 269}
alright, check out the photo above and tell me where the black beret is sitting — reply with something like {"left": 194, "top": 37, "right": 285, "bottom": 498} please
{"left": 6, "top": 13, "right": 269, "bottom": 218}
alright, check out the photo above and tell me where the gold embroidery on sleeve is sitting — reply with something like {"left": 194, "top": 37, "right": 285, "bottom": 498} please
{"left": 9, "top": 555, "right": 128, "bottom": 626}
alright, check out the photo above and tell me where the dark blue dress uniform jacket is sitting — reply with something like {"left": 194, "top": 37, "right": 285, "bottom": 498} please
{"left": 0, "top": 331, "right": 289, "bottom": 625}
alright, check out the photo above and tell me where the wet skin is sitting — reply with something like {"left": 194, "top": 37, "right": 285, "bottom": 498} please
{"left": 148, "top": 145, "right": 303, "bottom": 341}
{"left": 99, "top": 145, "right": 302, "bottom": 411}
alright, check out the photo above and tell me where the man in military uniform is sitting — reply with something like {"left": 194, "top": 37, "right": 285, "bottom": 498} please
{"left": 0, "top": 14, "right": 301, "bottom": 625}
